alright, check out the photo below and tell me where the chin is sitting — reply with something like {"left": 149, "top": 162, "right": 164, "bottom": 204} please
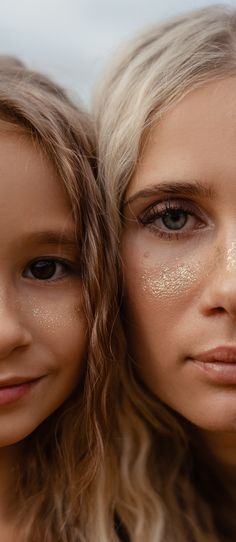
{"left": 184, "top": 411, "right": 236, "bottom": 433}
{"left": 0, "top": 434, "right": 27, "bottom": 447}
{"left": 0, "top": 422, "right": 40, "bottom": 448}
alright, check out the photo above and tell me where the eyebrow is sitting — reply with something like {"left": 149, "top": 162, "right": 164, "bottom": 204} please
{"left": 124, "top": 180, "right": 216, "bottom": 206}
{"left": 20, "top": 229, "right": 78, "bottom": 248}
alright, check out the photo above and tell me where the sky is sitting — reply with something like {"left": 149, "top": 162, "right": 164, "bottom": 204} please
{"left": 0, "top": 0, "right": 236, "bottom": 104}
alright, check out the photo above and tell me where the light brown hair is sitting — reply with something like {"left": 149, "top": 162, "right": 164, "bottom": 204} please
{"left": 0, "top": 59, "right": 120, "bottom": 541}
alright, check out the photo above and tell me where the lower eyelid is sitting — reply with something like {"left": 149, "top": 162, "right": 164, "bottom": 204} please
{"left": 141, "top": 213, "right": 208, "bottom": 238}
{"left": 145, "top": 225, "right": 202, "bottom": 242}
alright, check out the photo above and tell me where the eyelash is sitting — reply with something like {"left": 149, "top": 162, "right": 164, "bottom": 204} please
{"left": 139, "top": 199, "right": 207, "bottom": 240}
{"left": 23, "top": 257, "right": 76, "bottom": 283}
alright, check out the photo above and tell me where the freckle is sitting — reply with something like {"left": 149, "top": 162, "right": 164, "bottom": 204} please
{"left": 144, "top": 251, "right": 150, "bottom": 259}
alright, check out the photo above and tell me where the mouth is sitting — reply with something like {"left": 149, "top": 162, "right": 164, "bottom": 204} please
{"left": 0, "top": 377, "right": 43, "bottom": 406}
{"left": 190, "top": 346, "right": 236, "bottom": 384}
{"left": 0, "top": 376, "right": 41, "bottom": 388}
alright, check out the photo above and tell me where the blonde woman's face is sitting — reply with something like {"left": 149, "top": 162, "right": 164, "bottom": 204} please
{"left": 122, "top": 77, "right": 236, "bottom": 431}
{"left": 0, "top": 132, "right": 87, "bottom": 446}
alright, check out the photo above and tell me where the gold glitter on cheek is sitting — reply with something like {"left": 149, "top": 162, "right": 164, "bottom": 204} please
{"left": 141, "top": 261, "right": 202, "bottom": 299}
{"left": 32, "top": 307, "right": 70, "bottom": 330}
{"left": 141, "top": 242, "right": 236, "bottom": 300}
{"left": 27, "top": 297, "right": 82, "bottom": 333}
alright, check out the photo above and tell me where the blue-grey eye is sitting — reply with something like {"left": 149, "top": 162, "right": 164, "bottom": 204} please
{"left": 162, "top": 210, "right": 187, "bottom": 230}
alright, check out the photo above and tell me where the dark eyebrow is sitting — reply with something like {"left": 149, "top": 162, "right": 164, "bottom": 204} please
{"left": 21, "top": 229, "right": 78, "bottom": 248}
{"left": 124, "top": 181, "right": 216, "bottom": 206}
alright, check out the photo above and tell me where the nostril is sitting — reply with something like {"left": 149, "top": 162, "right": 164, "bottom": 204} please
{"left": 216, "top": 307, "right": 226, "bottom": 313}
{"left": 208, "top": 306, "right": 226, "bottom": 316}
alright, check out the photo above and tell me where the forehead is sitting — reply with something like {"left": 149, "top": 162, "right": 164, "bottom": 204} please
{"left": 0, "top": 131, "right": 74, "bottom": 233}
{"left": 128, "top": 77, "right": 236, "bottom": 197}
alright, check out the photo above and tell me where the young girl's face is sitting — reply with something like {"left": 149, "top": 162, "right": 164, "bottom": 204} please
{"left": 122, "top": 77, "right": 236, "bottom": 432}
{"left": 0, "top": 131, "right": 87, "bottom": 446}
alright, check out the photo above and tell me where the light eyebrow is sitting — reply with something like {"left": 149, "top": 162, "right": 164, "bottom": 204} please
{"left": 21, "top": 229, "right": 78, "bottom": 248}
{"left": 124, "top": 181, "right": 216, "bottom": 206}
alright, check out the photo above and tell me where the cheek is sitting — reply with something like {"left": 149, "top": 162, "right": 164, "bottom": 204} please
{"left": 121, "top": 226, "right": 221, "bottom": 315}
{"left": 121, "top": 232, "right": 209, "bottom": 362}
{"left": 23, "top": 289, "right": 88, "bottom": 370}
{"left": 122, "top": 237, "right": 203, "bottom": 319}
{"left": 30, "top": 297, "right": 83, "bottom": 334}
{"left": 0, "top": 287, "right": 88, "bottom": 446}
{"left": 141, "top": 262, "right": 200, "bottom": 301}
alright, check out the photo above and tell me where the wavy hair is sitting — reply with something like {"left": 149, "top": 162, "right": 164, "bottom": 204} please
{"left": 0, "top": 59, "right": 122, "bottom": 541}
{"left": 93, "top": 5, "right": 236, "bottom": 542}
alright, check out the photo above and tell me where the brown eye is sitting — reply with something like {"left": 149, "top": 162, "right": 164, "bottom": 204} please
{"left": 29, "top": 260, "right": 57, "bottom": 280}
{"left": 23, "top": 259, "right": 70, "bottom": 281}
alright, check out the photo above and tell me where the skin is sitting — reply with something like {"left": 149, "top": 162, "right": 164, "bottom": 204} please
{"left": 121, "top": 77, "right": 236, "bottom": 481}
{"left": 0, "top": 132, "right": 87, "bottom": 537}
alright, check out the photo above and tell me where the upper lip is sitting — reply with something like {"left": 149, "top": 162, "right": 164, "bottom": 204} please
{"left": 0, "top": 376, "right": 41, "bottom": 388}
{"left": 192, "top": 346, "right": 236, "bottom": 364}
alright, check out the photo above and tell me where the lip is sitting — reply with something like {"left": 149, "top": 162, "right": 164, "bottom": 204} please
{"left": 191, "top": 346, "right": 236, "bottom": 384}
{"left": 0, "top": 377, "right": 42, "bottom": 406}
{"left": 0, "top": 376, "right": 39, "bottom": 388}
{"left": 193, "top": 346, "right": 236, "bottom": 364}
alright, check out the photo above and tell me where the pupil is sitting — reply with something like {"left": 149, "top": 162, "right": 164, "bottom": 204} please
{"left": 30, "top": 261, "right": 56, "bottom": 280}
{"left": 163, "top": 210, "right": 187, "bottom": 230}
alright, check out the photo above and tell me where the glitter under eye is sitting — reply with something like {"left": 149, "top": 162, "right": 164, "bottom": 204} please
{"left": 141, "top": 261, "right": 201, "bottom": 298}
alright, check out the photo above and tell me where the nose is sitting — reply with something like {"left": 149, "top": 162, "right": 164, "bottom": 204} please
{"left": 200, "top": 243, "right": 236, "bottom": 320}
{"left": 0, "top": 290, "right": 32, "bottom": 359}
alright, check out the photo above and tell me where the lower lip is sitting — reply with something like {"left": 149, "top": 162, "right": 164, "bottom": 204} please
{"left": 192, "top": 360, "right": 236, "bottom": 384}
{"left": 0, "top": 380, "right": 40, "bottom": 406}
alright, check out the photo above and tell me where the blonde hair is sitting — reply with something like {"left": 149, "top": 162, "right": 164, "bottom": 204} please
{"left": 0, "top": 60, "right": 121, "bottom": 541}
{"left": 94, "top": 5, "right": 236, "bottom": 542}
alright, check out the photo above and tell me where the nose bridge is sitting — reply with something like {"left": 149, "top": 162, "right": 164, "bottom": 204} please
{"left": 202, "top": 239, "right": 236, "bottom": 318}
{"left": 0, "top": 280, "right": 19, "bottom": 315}
{"left": 223, "top": 241, "right": 236, "bottom": 272}
{"left": 214, "top": 241, "right": 236, "bottom": 275}
{"left": 0, "top": 280, "right": 31, "bottom": 356}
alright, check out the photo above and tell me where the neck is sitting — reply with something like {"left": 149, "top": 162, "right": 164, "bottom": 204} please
{"left": 193, "top": 429, "right": 236, "bottom": 539}
{"left": 198, "top": 430, "right": 236, "bottom": 480}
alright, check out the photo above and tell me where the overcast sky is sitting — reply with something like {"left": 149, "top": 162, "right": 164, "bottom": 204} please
{"left": 1, "top": 0, "right": 236, "bottom": 104}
